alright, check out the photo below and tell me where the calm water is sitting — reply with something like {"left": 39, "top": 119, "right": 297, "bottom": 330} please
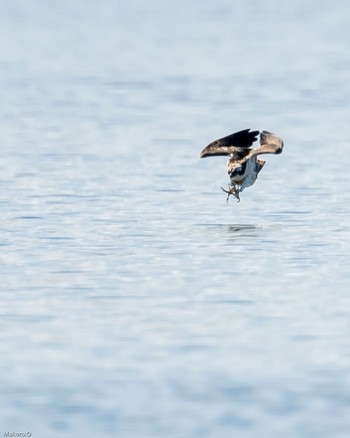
{"left": 1, "top": 1, "right": 350, "bottom": 437}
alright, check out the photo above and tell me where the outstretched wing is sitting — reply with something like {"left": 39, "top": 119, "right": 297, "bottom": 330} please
{"left": 239, "top": 131, "right": 284, "bottom": 162}
{"left": 200, "top": 129, "right": 259, "bottom": 158}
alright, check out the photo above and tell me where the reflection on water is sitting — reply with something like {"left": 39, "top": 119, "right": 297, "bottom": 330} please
{"left": 227, "top": 223, "right": 261, "bottom": 234}
{"left": 1, "top": 0, "right": 350, "bottom": 437}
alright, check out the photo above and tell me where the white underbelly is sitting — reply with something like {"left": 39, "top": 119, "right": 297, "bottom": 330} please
{"left": 242, "top": 159, "right": 258, "bottom": 188}
{"left": 230, "top": 159, "right": 255, "bottom": 182}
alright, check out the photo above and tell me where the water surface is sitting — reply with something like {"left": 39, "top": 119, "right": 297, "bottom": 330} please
{"left": 1, "top": 1, "right": 350, "bottom": 437}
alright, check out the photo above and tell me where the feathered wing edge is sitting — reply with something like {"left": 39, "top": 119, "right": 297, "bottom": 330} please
{"left": 200, "top": 129, "right": 259, "bottom": 158}
{"left": 233, "top": 131, "right": 283, "bottom": 165}
{"left": 260, "top": 131, "right": 284, "bottom": 150}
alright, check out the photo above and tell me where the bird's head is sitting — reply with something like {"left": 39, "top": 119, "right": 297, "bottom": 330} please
{"left": 229, "top": 161, "right": 247, "bottom": 179}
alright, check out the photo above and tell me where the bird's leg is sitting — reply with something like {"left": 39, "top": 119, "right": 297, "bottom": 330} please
{"left": 221, "top": 184, "right": 240, "bottom": 203}
{"left": 220, "top": 186, "right": 231, "bottom": 203}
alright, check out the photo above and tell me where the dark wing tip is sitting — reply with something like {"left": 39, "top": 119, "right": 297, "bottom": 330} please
{"left": 200, "top": 128, "right": 259, "bottom": 158}
{"left": 219, "top": 129, "right": 259, "bottom": 148}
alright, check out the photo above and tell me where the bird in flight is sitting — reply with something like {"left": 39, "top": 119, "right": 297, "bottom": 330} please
{"left": 200, "top": 129, "right": 284, "bottom": 202}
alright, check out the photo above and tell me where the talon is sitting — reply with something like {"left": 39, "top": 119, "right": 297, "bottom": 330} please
{"left": 221, "top": 184, "right": 241, "bottom": 203}
{"left": 221, "top": 186, "right": 232, "bottom": 203}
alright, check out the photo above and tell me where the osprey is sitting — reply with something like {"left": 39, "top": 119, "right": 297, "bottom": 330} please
{"left": 200, "top": 129, "right": 284, "bottom": 202}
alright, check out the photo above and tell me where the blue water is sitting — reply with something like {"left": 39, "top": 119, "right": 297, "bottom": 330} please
{"left": 1, "top": 1, "right": 350, "bottom": 437}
